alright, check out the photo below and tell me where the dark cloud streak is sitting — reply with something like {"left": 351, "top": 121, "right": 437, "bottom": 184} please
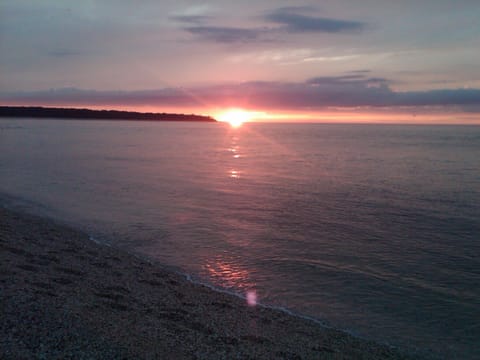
{"left": 183, "top": 26, "right": 264, "bottom": 43}
{"left": 181, "top": 6, "right": 366, "bottom": 44}
{"left": 307, "top": 75, "right": 389, "bottom": 86}
{"left": 265, "top": 8, "right": 366, "bottom": 33}
{"left": 170, "top": 15, "right": 212, "bottom": 24}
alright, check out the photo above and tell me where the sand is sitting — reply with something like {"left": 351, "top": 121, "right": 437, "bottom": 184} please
{"left": 0, "top": 207, "right": 417, "bottom": 359}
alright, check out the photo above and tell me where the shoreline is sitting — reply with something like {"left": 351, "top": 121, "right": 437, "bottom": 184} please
{"left": 1, "top": 206, "right": 419, "bottom": 359}
{"left": 0, "top": 106, "right": 216, "bottom": 122}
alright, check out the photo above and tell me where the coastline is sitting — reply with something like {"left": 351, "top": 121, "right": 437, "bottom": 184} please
{"left": 1, "top": 206, "right": 417, "bottom": 359}
{"left": 0, "top": 106, "right": 216, "bottom": 122}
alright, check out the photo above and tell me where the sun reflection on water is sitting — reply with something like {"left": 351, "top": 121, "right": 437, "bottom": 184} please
{"left": 228, "top": 146, "right": 242, "bottom": 158}
{"left": 204, "top": 257, "right": 257, "bottom": 306}
{"left": 226, "top": 131, "right": 244, "bottom": 178}
{"left": 229, "top": 169, "right": 240, "bottom": 178}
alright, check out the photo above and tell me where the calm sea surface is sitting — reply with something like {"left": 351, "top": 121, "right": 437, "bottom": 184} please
{"left": 1, "top": 119, "right": 479, "bottom": 358}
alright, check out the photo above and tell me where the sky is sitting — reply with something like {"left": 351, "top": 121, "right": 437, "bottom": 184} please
{"left": 1, "top": 0, "right": 480, "bottom": 122}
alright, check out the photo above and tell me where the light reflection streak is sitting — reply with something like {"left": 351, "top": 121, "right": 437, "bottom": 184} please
{"left": 226, "top": 131, "right": 244, "bottom": 178}
{"left": 229, "top": 169, "right": 240, "bottom": 178}
{"left": 228, "top": 142, "right": 243, "bottom": 159}
{"left": 228, "top": 123, "right": 305, "bottom": 165}
{"left": 204, "top": 256, "right": 257, "bottom": 306}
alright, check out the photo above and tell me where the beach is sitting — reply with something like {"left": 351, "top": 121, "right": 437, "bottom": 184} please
{"left": 0, "top": 206, "right": 415, "bottom": 359}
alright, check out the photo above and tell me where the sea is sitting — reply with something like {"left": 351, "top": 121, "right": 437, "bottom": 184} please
{"left": 1, "top": 118, "right": 479, "bottom": 358}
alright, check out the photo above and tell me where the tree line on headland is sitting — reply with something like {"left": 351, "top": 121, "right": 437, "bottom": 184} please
{"left": 0, "top": 106, "right": 216, "bottom": 122}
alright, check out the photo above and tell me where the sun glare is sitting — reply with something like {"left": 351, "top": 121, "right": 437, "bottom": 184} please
{"left": 217, "top": 109, "right": 254, "bottom": 127}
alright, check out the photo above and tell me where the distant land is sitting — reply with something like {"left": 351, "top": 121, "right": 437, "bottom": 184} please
{"left": 0, "top": 106, "right": 216, "bottom": 122}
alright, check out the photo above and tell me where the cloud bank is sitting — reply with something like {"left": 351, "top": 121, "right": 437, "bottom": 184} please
{"left": 2, "top": 75, "right": 479, "bottom": 114}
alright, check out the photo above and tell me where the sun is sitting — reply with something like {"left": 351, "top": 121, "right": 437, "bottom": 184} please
{"left": 217, "top": 109, "right": 254, "bottom": 127}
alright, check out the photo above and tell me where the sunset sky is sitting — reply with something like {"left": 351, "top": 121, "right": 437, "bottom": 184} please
{"left": 1, "top": 0, "right": 480, "bottom": 122}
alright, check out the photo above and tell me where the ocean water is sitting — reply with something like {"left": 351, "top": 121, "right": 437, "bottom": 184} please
{"left": 1, "top": 119, "right": 479, "bottom": 358}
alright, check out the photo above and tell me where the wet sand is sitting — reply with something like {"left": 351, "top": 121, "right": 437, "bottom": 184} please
{"left": 0, "top": 207, "right": 417, "bottom": 359}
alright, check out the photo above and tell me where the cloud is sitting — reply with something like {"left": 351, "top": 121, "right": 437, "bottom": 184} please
{"left": 179, "top": 6, "right": 367, "bottom": 44}
{"left": 347, "top": 69, "right": 371, "bottom": 74}
{"left": 267, "top": 6, "right": 317, "bottom": 14}
{"left": 395, "top": 89, "right": 480, "bottom": 106}
{"left": 307, "top": 74, "right": 389, "bottom": 87}
{"left": 265, "top": 7, "right": 366, "bottom": 33}
{"left": 183, "top": 26, "right": 264, "bottom": 43}
{"left": 2, "top": 75, "right": 480, "bottom": 112}
{"left": 170, "top": 15, "right": 212, "bottom": 24}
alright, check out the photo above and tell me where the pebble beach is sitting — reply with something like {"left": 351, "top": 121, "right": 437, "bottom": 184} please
{"left": 1, "top": 207, "right": 417, "bottom": 359}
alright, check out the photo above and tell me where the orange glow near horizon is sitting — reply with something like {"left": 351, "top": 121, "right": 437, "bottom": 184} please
{"left": 211, "top": 109, "right": 480, "bottom": 124}
{"left": 4, "top": 101, "right": 479, "bottom": 124}
{"left": 216, "top": 109, "right": 256, "bottom": 127}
